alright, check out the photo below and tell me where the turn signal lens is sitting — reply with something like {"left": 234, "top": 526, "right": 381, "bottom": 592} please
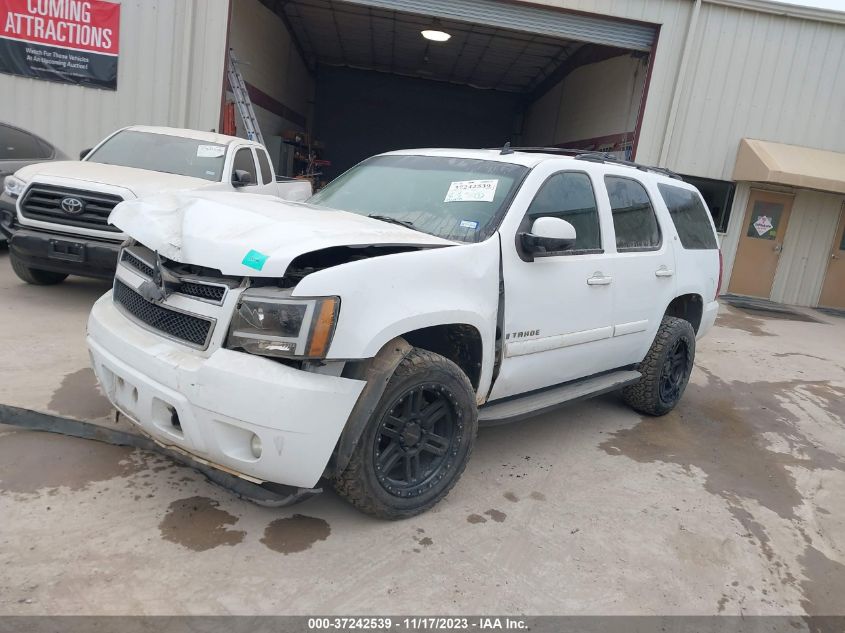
{"left": 307, "top": 297, "right": 339, "bottom": 357}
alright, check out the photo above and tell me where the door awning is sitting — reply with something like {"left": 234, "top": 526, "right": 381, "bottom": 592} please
{"left": 733, "top": 138, "right": 845, "bottom": 194}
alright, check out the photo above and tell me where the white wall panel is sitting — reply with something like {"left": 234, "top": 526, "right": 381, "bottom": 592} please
{"left": 665, "top": 3, "right": 845, "bottom": 180}
{"left": 0, "top": 0, "right": 229, "bottom": 157}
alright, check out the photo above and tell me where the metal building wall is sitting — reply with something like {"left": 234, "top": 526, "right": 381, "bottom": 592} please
{"left": 0, "top": 0, "right": 230, "bottom": 158}
{"left": 663, "top": 1, "right": 845, "bottom": 180}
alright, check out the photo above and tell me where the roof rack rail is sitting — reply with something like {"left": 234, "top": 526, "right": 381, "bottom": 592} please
{"left": 489, "top": 146, "right": 683, "bottom": 180}
{"left": 573, "top": 152, "right": 683, "bottom": 180}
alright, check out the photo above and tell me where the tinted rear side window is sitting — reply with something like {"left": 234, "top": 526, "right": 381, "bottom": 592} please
{"left": 658, "top": 183, "right": 718, "bottom": 249}
{"left": 0, "top": 124, "right": 52, "bottom": 160}
{"left": 605, "top": 176, "right": 661, "bottom": 250}
{"left": 527, "top": 171, "right": 601, "bottom": 251}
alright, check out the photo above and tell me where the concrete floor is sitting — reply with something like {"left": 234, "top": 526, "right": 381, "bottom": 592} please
{"left": 0, "top": 243, "right": 844, "bottom": 616}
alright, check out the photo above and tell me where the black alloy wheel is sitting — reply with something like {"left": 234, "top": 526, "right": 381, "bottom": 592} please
{"left": 374, "top": 384, "right": 459, "bottom": 498}
{"left": 659, "top": 338, "right": 691, "bottom": 406}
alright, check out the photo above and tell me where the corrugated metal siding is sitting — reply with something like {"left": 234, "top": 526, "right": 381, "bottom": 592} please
{"left": 0, "top": 0, "right": 229, "bottom": 157}
{"left": 771, "top": 190, "right": 844, "bottom": 306}
{"left": 665, "top": 2, "right": 845, "bottom": 180}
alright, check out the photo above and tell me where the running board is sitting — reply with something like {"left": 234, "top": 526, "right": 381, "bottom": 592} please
{"left": 478, "top": 369, "right": 641, "bottom": 426}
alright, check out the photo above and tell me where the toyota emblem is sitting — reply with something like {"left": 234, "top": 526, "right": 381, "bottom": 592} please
{"left": 60, "top": 197, "right": 85, "bottom": 215}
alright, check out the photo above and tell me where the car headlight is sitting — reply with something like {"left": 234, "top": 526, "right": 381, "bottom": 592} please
{"left": 3, "top": 175, "right": 26, "bottom": 199}
{"left": 226, "top": 289, "right": 340, "bottom": 359}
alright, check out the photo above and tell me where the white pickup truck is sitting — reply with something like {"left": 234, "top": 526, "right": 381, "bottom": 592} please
{"left": 0, "top": 125, "right": 311, "bottom": 284}
{"left": 86, "top": 147, "right": 721, "bottom": 519}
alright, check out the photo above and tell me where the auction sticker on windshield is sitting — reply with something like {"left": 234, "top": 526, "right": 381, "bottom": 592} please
{"left": 197, "top": 145, "right": 226, "bottom": 158}
{"left": 444, "top": 180, "right": 498, "bottom": 203}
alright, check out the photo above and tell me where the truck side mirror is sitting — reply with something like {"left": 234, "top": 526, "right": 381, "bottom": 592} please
{"left": 79, "top": 148, "right": 92, "bottom": 160}
{"left": 520, "top": 216, "right": 577, "bottom": 259}
{"left": 232, "top": 169, "right": 253, "bottom": 188}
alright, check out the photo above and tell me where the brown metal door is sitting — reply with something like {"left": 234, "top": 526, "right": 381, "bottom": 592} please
{"left": 818, "top": 206, "right": 845, "bottom": 309}
{"left": 728, "top": 190, "right": 794, "bottom": 298}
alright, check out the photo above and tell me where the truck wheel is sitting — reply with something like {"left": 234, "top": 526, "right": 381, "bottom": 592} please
{"left": 333, "top": 348, "right": 477, "bottom": 520}
{"left": 623, "top": 316, "right": 696, "bottom": 416}
{"left": 9, "top": 250, "right": 68, "bottom": 285}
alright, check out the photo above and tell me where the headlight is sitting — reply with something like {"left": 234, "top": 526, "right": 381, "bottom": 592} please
{"left": 3, "top": 175, "right": 26, "bottom": 199}
{"left": 226, "top": 289, "right": 340, "bottom": 359}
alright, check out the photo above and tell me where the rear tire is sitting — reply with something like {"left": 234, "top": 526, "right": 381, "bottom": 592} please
{"left": 9, "top": 250, "right": 68, "bottom": 285}
{"left": 333, "top": 347, "right": 478, "bottom": 520}
{"left": 623, "top": 316, "right": 695, "bottom": 416}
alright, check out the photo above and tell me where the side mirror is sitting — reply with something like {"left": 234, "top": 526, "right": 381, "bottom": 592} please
{"left": 79, "top": 148, "right": 92, "bottom": 160}
{"left": 232, "top": 169, "right": 253, "bottom": 187}
{"left": 520, "top": 216, "right": 576, "bottom": 258}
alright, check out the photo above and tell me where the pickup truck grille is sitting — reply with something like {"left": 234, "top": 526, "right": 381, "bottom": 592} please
{"left": 113, "top": 279, "right": 214, "bottom": 349}
{"left": 120, "top": 248, "right": 228, "bottom": 304}
{"left": 20, "top": 184, "right": 123, "bottom": 232}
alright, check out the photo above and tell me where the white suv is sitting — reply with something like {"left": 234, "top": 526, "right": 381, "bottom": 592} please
{"left": 86, "top": 147, "right": 721, "bottom": 518}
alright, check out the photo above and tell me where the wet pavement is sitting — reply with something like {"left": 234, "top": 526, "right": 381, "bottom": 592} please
{"left": 1, "top": 244, "right": 844, "bottom": 615}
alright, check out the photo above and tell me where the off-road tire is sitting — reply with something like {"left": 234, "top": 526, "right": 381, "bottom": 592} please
{"left": 623, "top": 315, "right": 696, "bottom": 416}
{"left": 9, "top": 250, "right": 68, "bottom": 285}
{"left": 333, "top": 347, "right": 478, "bottom": 520}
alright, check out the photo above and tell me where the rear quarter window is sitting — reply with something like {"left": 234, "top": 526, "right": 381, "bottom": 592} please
{"left": 658, "top": 183, "right": 718, "bottom": 250}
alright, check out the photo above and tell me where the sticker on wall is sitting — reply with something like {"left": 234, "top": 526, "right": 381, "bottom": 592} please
{"left": 753, "top": 215, "right": 774, "bottom": 236}
{"left": 197, "top": 145, "right": 226, "bottom": 158}
{"left": 444, "top": 180, "right": 499, "bottom": 203}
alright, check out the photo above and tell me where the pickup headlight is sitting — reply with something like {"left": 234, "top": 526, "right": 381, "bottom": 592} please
{"left": 3, "top": 175, "right": 26, "bottom": 199}
{"left": 226, "top": 289, "right": 340, "bottom": 359}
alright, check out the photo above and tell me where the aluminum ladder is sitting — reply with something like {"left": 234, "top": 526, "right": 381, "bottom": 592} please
{"left": 226, "top": 48, "right": 264, "bottom": 145}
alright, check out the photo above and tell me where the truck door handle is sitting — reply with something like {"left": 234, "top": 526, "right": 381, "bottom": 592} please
{"left": 655, "top": 267, "right": 674, "bottom": 278}
{"left": 587, "top": 273, "right": 612, "bottom": 286}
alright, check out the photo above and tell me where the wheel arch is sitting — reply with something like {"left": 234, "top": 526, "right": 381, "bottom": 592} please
{"left": 664, "top": 293, "right": 704, "bottom": 334}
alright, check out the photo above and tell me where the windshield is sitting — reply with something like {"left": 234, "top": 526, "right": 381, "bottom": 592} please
{"left": 308, "top": 155, "right": 529, "bottom": 242}
{"left": 85, "top": 130, "right": 227, "bottom": 182}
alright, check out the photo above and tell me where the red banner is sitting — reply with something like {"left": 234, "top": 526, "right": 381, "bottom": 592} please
{"left": 0, "top": 0, "right": 120, "bottom": 88}
{"left": 1, "top": 0, "right": 119, "bottom": 55}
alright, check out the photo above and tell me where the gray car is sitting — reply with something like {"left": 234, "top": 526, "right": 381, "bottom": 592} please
{"left": 0, "top": 122, "right": 68, "bottom": 244}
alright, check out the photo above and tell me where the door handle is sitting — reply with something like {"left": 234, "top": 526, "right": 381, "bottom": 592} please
{"left": 587, "top": 273, "right": 612, "bottom": 286}
{"left": 655, "top": 267, "right": 674, "bottom": 278}
{"left": 774, "top": 243, "right": 783, "bottom": 253}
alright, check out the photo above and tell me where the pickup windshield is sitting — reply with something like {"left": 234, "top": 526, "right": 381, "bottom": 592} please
{"left": 85, "top": 130, "right": 227, "bottom": 182}
{"left": 308, "top": 155, "right": 528, "bottom": 242}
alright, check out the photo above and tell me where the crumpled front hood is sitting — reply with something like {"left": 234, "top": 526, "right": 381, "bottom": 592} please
{"left": 16, "top": 161, "right": 211, "bottom": 197}
{"left": 109, "top": 190, "right": 455, "bottom": 276}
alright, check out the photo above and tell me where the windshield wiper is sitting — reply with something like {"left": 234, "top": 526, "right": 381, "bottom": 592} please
{"left": 367, "top": 214, "right": 415, "bottom": 229}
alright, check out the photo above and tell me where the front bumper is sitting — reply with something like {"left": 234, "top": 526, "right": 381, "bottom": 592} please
{"left": 0, "top": 192, "right": 15, "bottom": 241}
{"left": 8, "top": 224, "right": 121, "bottom": 279}
{"left": 87, "top": 293, "right": 366, "bottom": 488}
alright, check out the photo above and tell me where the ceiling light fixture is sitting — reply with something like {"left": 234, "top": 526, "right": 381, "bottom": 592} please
{"left": 421, "top": 23, "right": 451, "bottom": 42}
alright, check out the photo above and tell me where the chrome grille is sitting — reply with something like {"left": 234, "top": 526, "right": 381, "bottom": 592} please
{"left": 113, "top": 280, "right": 214, "bottom": 348}
{"left": 20, "top": 184, "right": 123, "bottom": 232}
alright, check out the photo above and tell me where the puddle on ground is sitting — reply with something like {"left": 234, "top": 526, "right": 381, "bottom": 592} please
{"left": 503, "top": 491, "right": 519, "bottom": 502}
{"left": 715, "top": 310, "right": 775, "bottom": 337}
{"left": 600, "top": 371, "right": 845, "bottom": 615}
{"left": 48, "top": 368, "right": 113, "bottom": 420}
{"left": 799, "top": 545, "right": 845, "bottom": 615}
{"left": 600, "top": 373, "right": 845, "bottom": 520}
{"left": 158, "top": 496, "right": 245, "bottom": 551}
{"left": 261, "top": 515, "right": 330, "bottom": 554}
{"left": 467, "top": 514, "right": 486, "bottom": 524}
{"left": 484, "top": 509, "right": 506, "bottom": 523}
{"left": 0, "top": 431, "right": 141, "bottom": 494}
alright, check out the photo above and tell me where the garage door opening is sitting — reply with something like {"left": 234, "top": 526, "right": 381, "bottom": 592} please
{"left": 225, "top": 0, "right": 657, "bottom": 185}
